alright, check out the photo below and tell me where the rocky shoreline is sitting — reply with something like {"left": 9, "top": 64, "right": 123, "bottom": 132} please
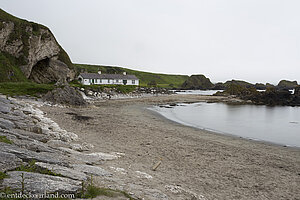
{"left": 0, "top": 95, "right": 136, "bottom": 199}
{"left": 1, "top": 94, "right": 300, "bottom": 200}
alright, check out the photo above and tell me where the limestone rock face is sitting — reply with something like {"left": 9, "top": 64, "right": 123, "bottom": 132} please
{"left": 23, "top": 29, "right": 61, "bottom": 78}
{"left": 0, "top": 9, "right": 74, "bottom": 84}
{"left": 3, "top": 171, "right": 81, "bottom": 194}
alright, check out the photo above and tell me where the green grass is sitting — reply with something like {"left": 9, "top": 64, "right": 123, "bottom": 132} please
{"left": 74, "top": 64, "right": 188, "bottom": 88}
{"left": 0, "top": 82, "right": 55, "bottom": 97}
{"left": 15, "top": 160, "right": 62, "bottom": 177}
{"left": 0, "top": 52, "right": 29, "bottom": 82}
{"left": 0, "top": 171, "right": 8, "bottom": 180}
{"left": 0, "top": 136, "right": 13, "bottom": 144}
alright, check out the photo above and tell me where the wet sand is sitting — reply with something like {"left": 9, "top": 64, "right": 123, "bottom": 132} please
{"left": 41, "top": 95, "right": 300, "bottom": 200}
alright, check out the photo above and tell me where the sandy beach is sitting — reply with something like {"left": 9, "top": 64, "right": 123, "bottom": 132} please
{"left": 40, "top": 95, "right": 300, "bottom": 200}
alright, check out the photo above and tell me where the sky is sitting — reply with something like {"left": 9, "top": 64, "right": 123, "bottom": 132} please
{"left": 0, "top": 0, "right": 299, "bottom": 84}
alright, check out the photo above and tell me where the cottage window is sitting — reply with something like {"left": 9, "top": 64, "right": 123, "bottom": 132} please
{"left": 132, "top": 80, "right": 135, "bottom": 84}
{"left": 116, "top": 79, "right": 119, "bottom": 83}
{"left": 108, "top": 79, "right": 110, "bottom": 83}
{"left": 99, "top": 79, "right": 102, "bottom": 83}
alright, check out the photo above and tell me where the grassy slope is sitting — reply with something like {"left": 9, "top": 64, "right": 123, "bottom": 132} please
{"left": 0, "top": 82, "right": 55, "bottom": 97}
{"left": 74, "top": 64, "right": 188, "bottom": 88}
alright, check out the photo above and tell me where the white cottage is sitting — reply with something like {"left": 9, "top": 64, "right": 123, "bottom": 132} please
{"left": 78, "top": 71, "right": 139, "bottom": 86}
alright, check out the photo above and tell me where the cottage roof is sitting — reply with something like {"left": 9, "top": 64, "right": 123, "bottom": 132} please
{"left": 79, "top": 73, "right": 138, "bottom": 80}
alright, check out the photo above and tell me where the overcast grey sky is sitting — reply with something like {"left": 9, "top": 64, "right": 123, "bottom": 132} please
{"left": 1, "top": 0, "right": 299, "bottom": 84}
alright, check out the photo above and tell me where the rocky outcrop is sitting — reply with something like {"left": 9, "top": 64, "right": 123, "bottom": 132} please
{"left": 277, "top": 80, "right": 298, "bottom": 90}
{"left": 2, "top": 171, "right": 82, "bottom": 194}
{"left": 223, "top": 80, "right": 254, "bottom": 89}
{"left": 42, "top": 86, "right": 87, "bottom": 106}
{"left": 215, "top": 85, "right": 300, "bottom": 106}
{"left": 181, "top": 75, "right": 214, "bottom": 90}
{"left": 0, "top": 95, "right": 126, "bottom": 196}
{"left": 0, "top": 9, "right": 74, "bottom": 84}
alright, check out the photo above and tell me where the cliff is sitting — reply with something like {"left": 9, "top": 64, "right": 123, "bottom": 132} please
{"left": 0, "top": 9, "right": 75, "bottom": 84}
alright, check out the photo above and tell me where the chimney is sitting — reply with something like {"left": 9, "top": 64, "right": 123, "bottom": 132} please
{"left": 98, "top": 71, "right": 101, "bottom": 74}
{"left": 123, "top": 72, "right": 127, "bottom": 75}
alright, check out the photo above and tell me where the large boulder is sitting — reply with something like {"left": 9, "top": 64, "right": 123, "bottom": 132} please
{"left": 0, "top": 9, "right": 74, "bottom": 84}
{"left": 42, "top": 86, "right": 87, "bottom": 106}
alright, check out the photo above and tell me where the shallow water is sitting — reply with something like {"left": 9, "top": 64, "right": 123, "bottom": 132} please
{"left": 152, "top": 102, "right": 300, "bottom": 147}
{"left": 172, "top": 90, "right": 223, "bottom": 95}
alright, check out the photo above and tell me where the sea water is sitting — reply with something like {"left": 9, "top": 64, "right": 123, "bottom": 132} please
{"left": 171, "top": 90, "right": 223, "bottom": 95}
{"left": 151, "top": 102, "right": 300, "bottom": 147}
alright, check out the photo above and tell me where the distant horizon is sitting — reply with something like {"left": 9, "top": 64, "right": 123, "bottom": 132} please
{"left": 1, "top": 0, "right": 299, "bottom": 84}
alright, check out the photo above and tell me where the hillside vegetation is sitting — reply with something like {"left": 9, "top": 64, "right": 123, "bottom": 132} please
{"left": 74, "top": 64, "right": 189, "bottom": 88}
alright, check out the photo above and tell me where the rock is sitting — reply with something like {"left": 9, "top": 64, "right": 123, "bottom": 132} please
{"left": 0, "top": 102, "right": 11, "bottom": 114}
{"left": 14, "top": 120, "right": 35, "bottom": 130}
{"left": 13, "top": 129, "right": 50, "bottom": 143}
{"left": 2, "top": 171, "right": 81, "bottom": 194}
{"left": 0, "top": 142, "right": 68, "bottom": 165}
{"left": 11, "top": 138, "right": 57, "bottom": 153}
{"left": 47, "top": 140, "right": 72, "bottom": 149}
{"left": 0, "top": 117, "right": 15, "bottom": 130}
{"left": 277, "top": 80, "right": 298, "bottom": 90}
{"left": 0, "top": 152, "right": 22, "bottom": 171}
{"left": 0, "top": 9, "right": 74, "bottom": 83}
{"left": 181, "top": 75, "right": 214, "bottom": 90}
{"left": 42, "top": 86, "right": 87, "bottom": 106}
{"left": 29, "top": 58, "right": 74, "bottom": 85}
{"left": 224, "top": 80, "right": 254, "bottom": 89}
{"left": 27, "top": 126, "right": 43, "bottom": 134}
{"left": 70, "top": 143, "right": 86, "bottom": 152}
{"left": 71, "top": 164, "right": 112, "bottom": 177}
{"left": 0, "top": 112, "right": 25, "bottom": 121}
{"left": 35, "top": 162, "right": 88, "bottom": 181}
{"left": 57, "top": 148, "right": 101, "bottom": 164}
{"left": 294, "top": 86, "right": 300, "bottom": 96}
{"left": 165, "top": 185, "right": 207, "bottom": 200}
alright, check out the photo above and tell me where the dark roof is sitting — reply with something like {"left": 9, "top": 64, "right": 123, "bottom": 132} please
{"left": 79, "top": 73, "right": 138, "bottom": 80}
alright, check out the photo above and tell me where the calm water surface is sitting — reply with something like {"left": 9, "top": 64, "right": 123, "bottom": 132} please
{"left": 152, "top": 102, "right": 300, "bottom": 147}
{"left": 172, "top": 90, "right": 223, "bottom": 95}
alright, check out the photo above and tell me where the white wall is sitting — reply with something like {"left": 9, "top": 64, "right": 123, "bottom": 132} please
{"left": 78, "top": 76, "right": 139, "bottom": 86}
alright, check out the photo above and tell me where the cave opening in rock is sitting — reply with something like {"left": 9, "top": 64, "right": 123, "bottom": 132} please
{"left": 29, "top": 58, "right": 53, "bottom": 83}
